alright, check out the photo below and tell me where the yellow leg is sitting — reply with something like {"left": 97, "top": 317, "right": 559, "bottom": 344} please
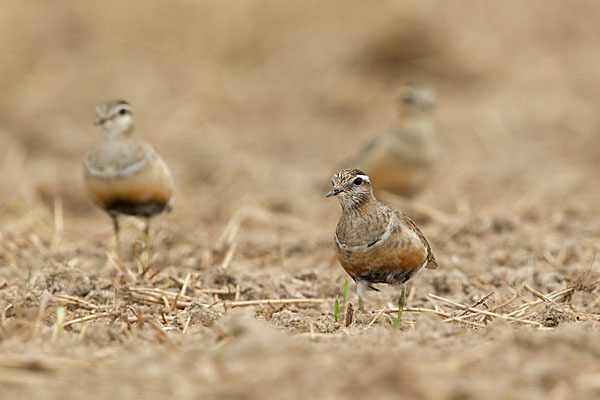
{"left": 393, "top": 286, "right": 406, "bottom": 330}
{"left": 397, "top": 286, "right": 406, "bottom": 322}
{"left": 357, "top": 281, "right": 367, "bottom": 314}
{"left": 138, "top": 218, "right": 153, "bottom": 277}
{"left": 358, "top": 296, "right": 364, "bottom": 313}
{"left": 144, "top": 217, "right": 151, "bottom": 255}
{"left": 111, "top": 214, "right": 121, "bottom": 259}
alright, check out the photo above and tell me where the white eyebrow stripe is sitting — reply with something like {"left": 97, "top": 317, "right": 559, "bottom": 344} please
{"left": 356, "top": 174, "right": 370, "bottom": 183}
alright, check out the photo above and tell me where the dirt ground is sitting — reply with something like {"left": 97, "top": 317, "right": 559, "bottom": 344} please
{"left": 2, "top": 1, "right": 600, "bottom": 399}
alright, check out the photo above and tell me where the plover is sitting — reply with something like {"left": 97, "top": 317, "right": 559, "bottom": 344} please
{"left": 327, "top": 168, "right": 438, "bottom": 322}
{"left": 347, "top": 84, "right": 437, "bottom": 198}
{"left": 83, "top": 100, "right": 174, "bottom": 257}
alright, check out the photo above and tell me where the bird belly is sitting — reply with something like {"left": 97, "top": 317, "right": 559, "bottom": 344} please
{"left": 336, "top": 235, "right": 427, "bottom": 285}
{"left": 84, "top": 157, "right": 173, "bottom": 217}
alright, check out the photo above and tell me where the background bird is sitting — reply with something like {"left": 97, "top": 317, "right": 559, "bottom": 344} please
{"left": 83, "top": 100, "right": 174, "bottom": 258}
{"left": 327, "top": 168, "right": 438, "bottom": 323}
{"left": 345, "top": 84, "right": 438, "bottom": 198}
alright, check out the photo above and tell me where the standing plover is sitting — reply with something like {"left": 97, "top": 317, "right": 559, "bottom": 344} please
{"left": 327, "top": 168, "right": 437, "bottom": 322}
{"left": 347, "top": 84, "right": 437, "bottom": 198}
{"left": 83, "top": 100, "right": 174, "bottom": 257}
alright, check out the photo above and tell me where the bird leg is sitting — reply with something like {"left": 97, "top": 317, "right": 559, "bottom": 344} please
{"left": 111, "top": 214, "right": 121, "bottom": 259}
{"left": 144, "top": 217, "right": 151, "bottom": 255}
{"left": 356, "top": 280, "right": 368, "bottom": 314}
{"left": 394, "top": 284, "right": 406, "bottom": 330}
{"left": 137, "top": 217, "right": 153, "bottom": 277}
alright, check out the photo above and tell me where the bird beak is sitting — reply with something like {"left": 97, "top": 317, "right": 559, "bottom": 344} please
{"left": 93, "top": 118, "right": 104, "bottom": 126}
{"left": 326, "top": 188, "right": 341, "bottom": 197}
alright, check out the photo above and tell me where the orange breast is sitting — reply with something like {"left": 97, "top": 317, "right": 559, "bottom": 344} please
{"left": 84, "top": 155, "right": 173, "bottom": 217}
{"left": 336, "top": 229, "right": 427, "bottom": 284}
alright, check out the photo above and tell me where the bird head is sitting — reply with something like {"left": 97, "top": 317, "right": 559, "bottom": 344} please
{"left": 326, "top": 168, "right": 374, "bottom": 210}
{"left": 398, "top": 84, "right": 436, "bottom": 114}
{"left": 94, "top": 99, "right": 134, "bottom": 135}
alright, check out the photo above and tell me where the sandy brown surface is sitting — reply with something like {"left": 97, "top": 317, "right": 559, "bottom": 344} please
{"left": 2, "top": 1, "right": 600, "bottom": 399}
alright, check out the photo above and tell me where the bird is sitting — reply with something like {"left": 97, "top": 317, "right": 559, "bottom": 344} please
{"left": 345, "top": 84, "right": 438, "bottom": 198}
{"left": 83, "top": 99, "right": 174, "bottom": 258}
{"left": 326, "top": 168, "right": 438, "bottom": 324}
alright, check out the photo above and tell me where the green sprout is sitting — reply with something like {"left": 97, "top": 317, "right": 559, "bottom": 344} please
{"left": 342, "top": 279, "right": 348, "bottom": 309}
{"left": 213, "top": 341, "right": 226, "bottom": 367}
{"left": 56, "top": 307, "right": 65, "bottom": 336}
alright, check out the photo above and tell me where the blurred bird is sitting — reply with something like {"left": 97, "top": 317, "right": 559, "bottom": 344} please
{"left": 327, "top": 168, "right": 438, "bottom": 323}
{"left": 83, "top": 100, "right": 174, "bottom": 258}
{"left": 345, "top": 84, "right": 438, "bottom": 198}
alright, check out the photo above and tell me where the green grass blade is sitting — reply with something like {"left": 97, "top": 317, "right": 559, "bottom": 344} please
{"left": 56, "top": 307, "right": 65, "bottom": 336}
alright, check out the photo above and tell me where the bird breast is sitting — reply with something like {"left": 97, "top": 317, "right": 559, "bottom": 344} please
{"left": 335, "top": 212, "right": 428, "bottom": 279}
{"left": 83, "top": 137, "right": 174, "bottom": 215}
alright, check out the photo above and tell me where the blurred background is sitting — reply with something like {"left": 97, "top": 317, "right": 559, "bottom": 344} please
{"left": 2, "top": 0, "right": 599, "bottom": 237}
{"left": 2, "top": 1, "right": 600, "bottom": 398}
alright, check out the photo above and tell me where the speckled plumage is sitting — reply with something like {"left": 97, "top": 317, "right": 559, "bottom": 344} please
{"left": 347, "top": 85, "right": 438, "bottom": 198}
{"left": 327, "top": 168, "right": 437, "bottom": 312}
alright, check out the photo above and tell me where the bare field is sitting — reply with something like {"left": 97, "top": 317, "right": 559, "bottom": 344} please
{"left": 2, "top": 1, "right": 600, "bottom": 399}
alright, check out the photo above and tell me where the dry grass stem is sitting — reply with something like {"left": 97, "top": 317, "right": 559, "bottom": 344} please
{"left": 458, "top": 291, "right": 495, "bottom": 316}
{"left": 106, "top": 252, "right": 137, "bottom": 283}
{"left": 63, "top": 312, "right": 114, "bottom": 328}
{"left": 182, "top": 315, "right": 191, "bottom": 335}
{"left": 146, "top": 319, "right": 168, "bottom": 338}
{"left": 428, "top": 294, "right": 543, "bottom": 327}
{"left": 364, "top": 306, "right": 388, "bottom": 331}
{"left": 507, "top": 287, "right": 575, "bottom": 318}
{"left": 344, "top": 303, "right": 354, "bottom": 328}
{"left": 180, "top": 273, "right": 191, "bottom": 298}
{"left": 220, "top": 242, "right": 237, "bottom": 271}
{"left": 54, "top": 294, "right": 104, "bottom": 311}
{"left": 385, "top": 307, "right": 487, "bottom": 328}
{"left": 225, "top": 298, "right": 325, "bottom": 308}
{"left": 523, "top": 284, "right": 565, "bottom": 311}
{"left": 50, "top": 197, "right": 63, "bottom": 250}
{"left": 490, "top": 293, "right": 520, "bottom": 312}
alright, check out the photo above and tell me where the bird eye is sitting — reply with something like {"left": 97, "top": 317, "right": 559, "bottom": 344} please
{"left": 402, "top": 95, "right": 415, "bottom": 105}
{"left": 353, "top": 177, "right": 363, "bottom": 185}
{"left": 119, "top": 108, "right": 128, "bottom": 115}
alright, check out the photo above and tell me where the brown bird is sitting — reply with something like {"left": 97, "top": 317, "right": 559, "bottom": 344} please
{"left": 327, "top": 168, "right": 438, "bottom": 322}
{"left": 346, "top": 84, "right": 437, "bottom": 198}
{"left": 83, "top": 100, "right": 174, "bottom": 257}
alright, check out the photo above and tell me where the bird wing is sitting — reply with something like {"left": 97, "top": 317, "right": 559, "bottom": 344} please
{"left": 151, "top": 144, "right": 175, "bottom": 211}
{"left": 396, "top": 211, "right": 438, "bottom": 269}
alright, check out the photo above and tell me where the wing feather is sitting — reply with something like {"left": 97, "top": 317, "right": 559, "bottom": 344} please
{"left": 396, "top": 211, "right": 438, "bottom": 269}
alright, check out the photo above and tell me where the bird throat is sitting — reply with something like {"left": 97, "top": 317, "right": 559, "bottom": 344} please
{"left": 339, "top": 192, "right": 374, "bottom": 215}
